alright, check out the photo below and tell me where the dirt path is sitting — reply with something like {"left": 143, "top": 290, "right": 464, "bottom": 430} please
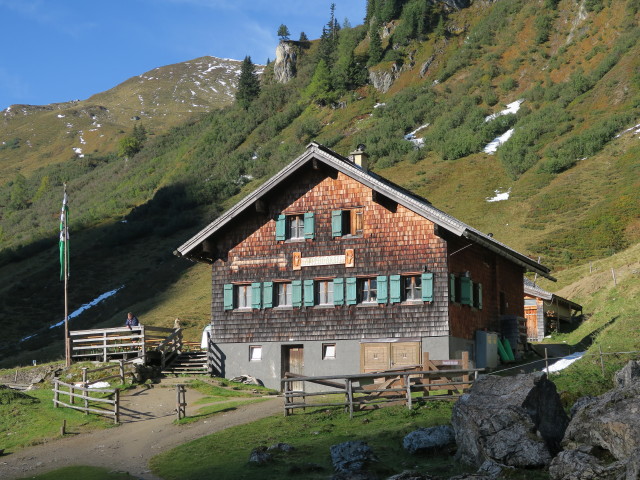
{"left": 0, "top": 378, "right": 282, "bottom": 479}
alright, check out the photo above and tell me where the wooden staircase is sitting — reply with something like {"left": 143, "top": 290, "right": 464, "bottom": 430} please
{"left": 162, "top": 351, "right": 209, "bottom": 376}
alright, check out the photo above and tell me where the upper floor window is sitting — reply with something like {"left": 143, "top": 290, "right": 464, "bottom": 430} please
{"left": 276, "top": 282, "right": 293, "bottom": 307}
{"left": 236, "top": 284, "right": 251, "bottom": 309}
{"left": 316, "top": 280, "right": 334, "bottom": 305}
{"left": 404, "top": 275, "right": 422, "bottom": 301}
{"left": 358, "top": 277, "right": 377, "bottom": 303}
{"left": 275, "top": 213, "right": 314, "bottom": 241}
{"left": 332, "top": 208, "right": 363, "bottom": 237}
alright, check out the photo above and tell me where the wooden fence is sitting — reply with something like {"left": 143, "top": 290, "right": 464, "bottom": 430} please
{"left": 80, "top": 359, "right": 136, "bottom": 386}
{"left": 69, "top": 326, "right": 182, "bottom": 365}
{"left": 281, "top": 363, "right": 483, "bottom": 418}
{"left": 53, "top": 378, "right": 120, "bottom": 423}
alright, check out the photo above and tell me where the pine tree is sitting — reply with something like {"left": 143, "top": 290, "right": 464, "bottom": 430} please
{"left": 299, "top": 31, "right": 309, "bottom": 43}
{"left": 368, "top": 22, "right": 383, "bottom": 66}
{"left": 305, "top": 60, "right": 334, "bottom": 105}
{"left": 235, "top": 56, "right": 261, "bottom": 110}
{"left": 277, "top": 24, "right": 290, "bottom": 41}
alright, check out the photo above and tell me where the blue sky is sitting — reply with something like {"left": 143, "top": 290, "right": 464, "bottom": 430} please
{"left": 0, "top": 0, "right": 366, "bottom": 111}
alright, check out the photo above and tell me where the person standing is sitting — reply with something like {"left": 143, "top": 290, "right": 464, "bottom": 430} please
{"left": 125, "top": 312, "right": 139, "bottom": 329}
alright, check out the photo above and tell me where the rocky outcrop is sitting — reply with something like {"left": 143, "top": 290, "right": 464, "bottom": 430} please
{"left": 369, "top": 61, "right": 405, "bottom": 93}
{"left": 451, "top": 372, "right": 568, "bottom": 468}
{"left": 553, "top": 360, "right": 640, "bottom": 478}
{"left": 440, "top": 0, "right": 471, "bottom": 9}
{"left": 403, "top": 425, "right": 455, "bottom": 454}
{"left": 273, "top": 41, "right": 297, "bottom": 84}
{"left": 330, "top": 441, "right": 378, "bottom": 476}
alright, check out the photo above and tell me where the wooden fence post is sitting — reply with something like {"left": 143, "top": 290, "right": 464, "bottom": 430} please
{"left": 544, "top": 348, "right": 549, "bottom": 376}
{"left": 176, "top": 384, "right": 186, "bottom": 420}
{"left": 54, "top": 379, "right": 59, "bottom": 407}
{"left": 404, "top": 374, "right": 412, "bottom": 410}
{"left": 599, "top": 345, "right": 605, "bottom": 376}
{"left": 119, "top": 360, "right": 125, "bottom": 383}
{"left": 140, "top": 326, "right": 146, "bottom": 365}
{"left": 114, "top": 389, "right": 120, "bottom": 424}
{"left": 461, "top": 351, "right": 470, "bottom": 390}
{"left": 284, "top": 379, "right": 290, "bottom": 417}
{"left": 345, "top": 379, "right": 354, "bottom": 419}
{"left": 103, "top": 331, "right": 108, "bottom": 363}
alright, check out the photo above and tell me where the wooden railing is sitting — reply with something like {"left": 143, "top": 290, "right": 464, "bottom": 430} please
{"left": 69, "top": 326, "right": 182, "bottom": 365}
{"left": 53, "top": 378, "right": 120, "bottom": 423}
{"left": 281, "top": 365, "right": 483, "bottom": 418}
{"left": 80, "top": 359, "right": 136, "bottom": 386}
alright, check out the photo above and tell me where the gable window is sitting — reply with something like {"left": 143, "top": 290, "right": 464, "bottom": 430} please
{"left": 249, "top": 345, "right": 262, "bottom": 361}
{"left": 316, "top": 280, "right": 334, "bottom": 305}
{"left": 276, "top": 213, "right": 315, "bottom": 241}
{"left": 332, "top": 208, "right": 363, "bottom": 237}
{"left": 288, "top": 214, "right": 305, "bottom": 240}
{"left": 276, "top": 282, "right": 293, "bottom": 307}
{"left": 404, "top": 275, "right": 422, "bottom": 301}
{"left": 357, "top": 277, "right": 377, "bottom": 303}
{"left": 322, "top": 343, "right": 336, "bottom": 360}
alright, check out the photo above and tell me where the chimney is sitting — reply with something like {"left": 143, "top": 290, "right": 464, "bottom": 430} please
{"left": 350, "top": 144, "right": 369, "bottom": 171}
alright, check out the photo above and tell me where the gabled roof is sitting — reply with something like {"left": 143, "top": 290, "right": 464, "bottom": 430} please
{"left": 524, "top": 278, "right": 582, "bottom": 310}
{"left": 175, "top": 142, "right": 555, "bottom": 280}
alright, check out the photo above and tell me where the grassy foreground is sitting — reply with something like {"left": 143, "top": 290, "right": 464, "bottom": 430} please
{"left": 150, "top": 402, "right": 472, "bottom": 480}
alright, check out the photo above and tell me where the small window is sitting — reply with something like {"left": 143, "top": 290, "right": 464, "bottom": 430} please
{"left": 276, "top": 282, "right": 292, "bottom": 307}
{"left": 322, "top": 343, "right": 336, "bottom": 360}
{"left": 358, "top": 277, "right": 377, "bottom": 303}
{"left": 403, "top": 275, "right": 422, "bottom": 301}
{"left": 525, "top": 298, "right": 537, "bottom": 306}
{"left": 236, "top": 284, "right": 252, "bottom": 309}
{"left": 316, "top": 280, "right": 334, "bottom": 305}
{"left": 332, "top": 208, "right": 364, "bottom": 237}
{"left": 249, "top": 345, "right": 262, "bottom": 361}
{"left": 288, "top": 214, "right": 305, "bottom": 240}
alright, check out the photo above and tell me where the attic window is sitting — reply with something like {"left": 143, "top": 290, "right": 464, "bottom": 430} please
{"left": 275, "top": 213, "right": 315, "bottom": 241}
{"left": 332, "top": 208, "right": 363, "bottom": 237}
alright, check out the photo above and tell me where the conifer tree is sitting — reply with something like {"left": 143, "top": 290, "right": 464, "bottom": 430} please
{"left": 305, "top": 60, "right": 333, "bottom": 105}
{"left": 277, "top": 24, "right": 290, "bottom": 41}
{"left": 299, "top": 31, "right": 309, "bottom": 43}
{"left": 235, "top": 56, "right": 261, "bottom": 110}
{"left": 368, "top": 22, "right": 383, "bottom": 66}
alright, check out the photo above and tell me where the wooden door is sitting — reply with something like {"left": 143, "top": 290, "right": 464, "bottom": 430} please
{"left": 390, "top": 342, "right": 420, "bottom": 368}
{"left": 282, "top": 345, "right": 304, "bottom": 391}
{"left": 525, "top": 305, "right": 538, "bottom": 340}
{"left": 361, "top": 343, "right": 390, "bottom": 373}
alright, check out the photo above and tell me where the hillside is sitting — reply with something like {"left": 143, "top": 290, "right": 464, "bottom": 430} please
{"left": 0, "top": 0, "right": 638, "bottom": 366}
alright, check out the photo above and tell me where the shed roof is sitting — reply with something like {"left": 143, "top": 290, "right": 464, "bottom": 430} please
{"left": 524, "top": 278, "right": 582, "bottom": 310}
{"left": 175, "top": 142, "right": 555, "bottom": 280}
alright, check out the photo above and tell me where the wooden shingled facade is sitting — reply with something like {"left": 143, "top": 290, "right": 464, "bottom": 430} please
{"left": 209, "top": 165, "right": 450, "bottom": 343}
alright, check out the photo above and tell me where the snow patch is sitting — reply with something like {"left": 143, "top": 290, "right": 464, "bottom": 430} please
{"left": 614, "top": 122, "right": 640, "bottom": 138}
{"left": 483, "top": 128, "right": 514, "bottom": 154}
{"left": 548, "top": 351, "right": 586, "bottom": 373}
{"left": 485, "top": 99, "right": 524, "bottom": 122}
{"left": 49, "top": 286, "right": 124, "bottom": 329}
{"left": 404, "top": 123, "right": 429, "bottom": 139}
{"left": 57, "top": 114, "right": 65, "bottom": 118}
{"left": 486, "top": 188, "right": 512, "bottom": 202}
{"left": 373, "top": 102, "right": 386, "bottom": 109}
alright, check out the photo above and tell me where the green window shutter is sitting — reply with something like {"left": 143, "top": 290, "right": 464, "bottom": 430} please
{"left": 333, "top": 278, "right": 344, "bottom": 305}
{"left": 223, "top": 284, "right": 234, "bottom": 310}
{"left": 304, "top": 212, "right": 315, "bottom": 239}
{"left": 377, "top": 275, "right": 388, "bottom": 303}
{"left": 346, "top": 277, "right": 357, "bottom": 305}
{"left": 478, "top": 283, "right": 483, "bottom": 310}
{"left": 275, "top": 214, "right": 286, "bottom": 241}
{"left": 332, "top": 210, "right": 343, "bottom": 237}
{"left": 449, "top": 274, "right": 456, "bottom": 302}
{"left": 422, "top": 273, "right": 434, "bottom": 302}
{"left": 461, "top": 277, "right": 472, "bottom": 305}
{"left": 292, "top": 280, "right": 302, "bottom": 307}
{"left": 390, "top": 275, "right": 401, "bottom": 303}
{"left": 251, "top": 282, "right": 262, "bottom": 309}
{"left": 303, "top": 279, "right": 315, "bottom": 307}
{"left": 263, "top": 281, "right": 273, "bottom": 308}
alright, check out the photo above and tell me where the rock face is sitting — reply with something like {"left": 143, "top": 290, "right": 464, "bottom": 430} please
{"left": 403, "top": 425, "right": 455, "bottom": 454}
{"left": 330, "top": 441, "right": 377, "bottom": 475}
{"left": 563, "top": 370, "right": 640, "bottom": 460}
{"left": 451, "top": 372, "right": 568, "bottom": 468}
{"left": 273, "top": 41, "right": 297, "bottom": 84}
{"left": 548, "top": 448, "right": 626, "bottom": 480}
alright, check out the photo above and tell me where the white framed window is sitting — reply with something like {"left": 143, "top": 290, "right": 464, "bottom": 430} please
{"left": 236, "top": 284, "right": 251, "bottom": 309}
{"left": 316, "top": 280, "right": 334, "bottom": 305}
{"left": 358, "top": 277, "right": 377, "bottom": 303}
{"left": 404, "top": 275, "right": 422, "bottom": 301}
{"left": 276, "top": 282, "right": 292, "bottom": 307}
{"left": 249, "top": 345, "right": 262, "bottom": 361}
{"left": 322, "top": 343, "right": 336, "bottom": 360}
{"left": 288, "top": 214, "right": 305, "bottom": 240}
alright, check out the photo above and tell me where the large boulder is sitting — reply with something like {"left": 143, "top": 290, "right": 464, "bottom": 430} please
{"left": 548, "top": 448, "right": 627, "bottom": 480}
{"left": 451, "top": 372, "right": 568, "bottom": 468}
{"left": 403, "top": 425, "right": 455, "bottom": 454}
{"left": 563, "top": 361, "right": 640, "bottom": 461}
{"left": 330, "top": 441, "right": 377, "bottom": 475}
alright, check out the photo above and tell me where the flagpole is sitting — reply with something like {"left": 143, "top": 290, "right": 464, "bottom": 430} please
{"left": 63, "top": 183, "right": 70, "bottom": 367}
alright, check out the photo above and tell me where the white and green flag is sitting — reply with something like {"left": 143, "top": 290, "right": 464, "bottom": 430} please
{"left": 59, "top": 191, "right": 69, "bottom": 281}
